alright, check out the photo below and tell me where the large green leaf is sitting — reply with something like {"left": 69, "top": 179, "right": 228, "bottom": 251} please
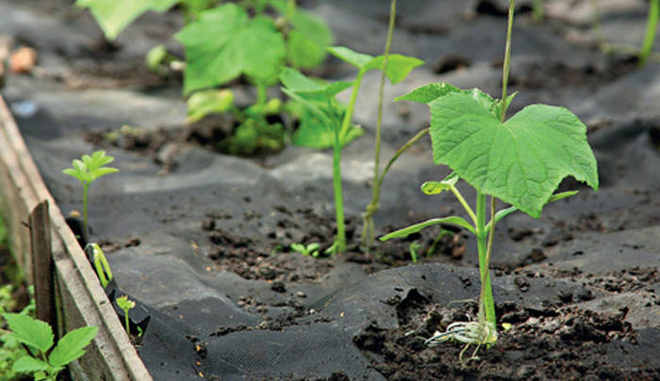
{"left": 3, "top": 313, "right": 53, "bottom": 353}
{"left": 76, "top": 0, "right": 179, "bottom": 40}
{"left": 429, "top": 92, "right": 599, "bottom": 218}
{"left": 49, "top": 326, "right": 99, "bottom": 368}
{"left": 176, "top": 4, "right": 286, "bottom": 94}
{"left": 286, "top": 10, "right": 333, "bottom": 69}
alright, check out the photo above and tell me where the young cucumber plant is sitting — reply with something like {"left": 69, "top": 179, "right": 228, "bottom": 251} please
{"left": 382, "top": 0, "right": 599, "bottom": 359}
{"left": 280, "top": 47, "right": 421, "bottom": 254}
{"left": 62, "top": 151, "right": 119, "bottom": 238}
{"left": 1, "top": 313, "right": 97, "bottom": 381}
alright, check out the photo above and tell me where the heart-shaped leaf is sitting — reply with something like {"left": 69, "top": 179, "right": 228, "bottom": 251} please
{"left": 429, "top": 92, "right": 598, "bottom": 218}
{"left": 176, "top": 4, "right": 286, "bottom": 94}
{"left": 77, "top": 0, "right": 178, "bottom": 40}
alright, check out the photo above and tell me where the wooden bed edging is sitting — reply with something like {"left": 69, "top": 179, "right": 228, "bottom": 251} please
{"left": 0, "top": 95, "right": 152, "bottom": 381}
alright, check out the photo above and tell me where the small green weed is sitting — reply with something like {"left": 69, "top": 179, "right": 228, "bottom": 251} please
{"left": 290, "top": 242, "right": 320, "bottom": 257}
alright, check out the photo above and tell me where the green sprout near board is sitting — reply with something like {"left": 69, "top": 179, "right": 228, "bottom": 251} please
{"left": 1, "top": 313, "right": 97, "bottom": 381}
{"left": 381, "top": 0, "right": 599, "bottom": 360}
{"left": 62, "top": 151, "right": 119, "bottom": 238}
{"left": 116, "top": 295, "right": 136, "bottom": 336}
{"left": 280, "top": 46, "right": 421, "bottom": 254}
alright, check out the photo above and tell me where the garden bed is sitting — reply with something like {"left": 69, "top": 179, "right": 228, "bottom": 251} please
{"left": 1, "top": 0, "right": 660, "bottom": 380}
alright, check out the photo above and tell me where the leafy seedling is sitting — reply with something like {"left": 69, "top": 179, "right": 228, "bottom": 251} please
{"left": 2, "top": 313, "right": 97, "bottom": 381}
{"left": 290, "top": 242, "right": 320, "bottom": 257}
{"left": 382, "top": 0, "right": 598, "bottom": 361}
{"left": 116, "top": 295, "right": 136, "bottom": 335}
{"left": 62, "top": 151, "right": 119, "bottom": 238}
{"left": 281, "top": 44, "right": 421, "bottom": 254}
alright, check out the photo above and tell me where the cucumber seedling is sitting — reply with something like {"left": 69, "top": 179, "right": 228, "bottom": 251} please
{"left": 382, "top": 0, "right": 599, "bottom": 360}
{"left": 281, "top": 46, "right": 421, "bottom": 254}
{"left": 62, "top": 151, "right": 119, "bottom": 239}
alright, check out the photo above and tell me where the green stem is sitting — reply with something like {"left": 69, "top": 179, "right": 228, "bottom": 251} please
{"left": 532, "top": 0, "right": 543, "bottom": 22}
{"left": 501, "top": 0, "right": 515, "bottom": 122}
{"left": 125, "top": 308, "right": 130, "bottom": 334}
{"left": 475, "top": 192, "right": 496, "bottom": 326}
{"left": 361, "top": 0, "right": 397, "bottom": 249}
{"left": 256, "top": 82, "right": 267, "bottom": 108}
{"left": 331, "top": 131, "right": 346, "bottom": 254}
{"left": 338, "top": 71, "right": 365, "bottom": 140}
{"left": 328, "top": 69, "right": 366, "bottom": 254}
{"left": 83, "top": 182, "right": 89, "bottom": 238}
{"left": 640, "top": 0, "right": 659, "bottom": 67}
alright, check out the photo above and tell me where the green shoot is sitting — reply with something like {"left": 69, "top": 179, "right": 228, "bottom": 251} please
{"left": 290, "top": 242, "right": 320, "bottom": 257}
{"left": 116, "top": 296, "right": 136, "bottom": 335}
{"left": 382, "top": 0, "right": 599, "bottom": 358}
{"left": 87, "top": 243, "right": 113, "bottom": 288}
{"left": 361, "top": 0, "right": 395, "bottom": 250}
{"left": 408, "top": 242, "right": 420, "bottom": 263}
{"left": 2, "top": 313, "right": 97, "bottom": 381}
{"left": 62, "top": 151, "right": 119, "bottom": 238}
{"left": 640, "top": 0, "right": 659, "bottom": 67}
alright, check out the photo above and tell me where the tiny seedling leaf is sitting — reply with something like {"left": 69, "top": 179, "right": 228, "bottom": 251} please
{"left": 380, "top": 216, "right": 475, "bottom": 240}
{"left": 186, "top": 89, "right": 235, "bottom": 123}
{"left": 363, "top": 55, "right": 424, "bottom": 84}
{"left": 421, "top": 173, "right": 459, "bottom": 195}
{"left": 3, "top": 313, "right": 54, "bottom": 353}
{"left": 327, "top": 46, "right": 374, "bottom": 69}
{"left": 48, "top": 326, "right": 99, "bottom": 368}
{"left": 429, "top": 92, "right": 599, "bottom": 218}
{"left": 280, "top": 68, "right": 352, "bottom": 98}
{"left": 488, "top": 191, "right": 579, "bottom": 231}
{"left": 395, "top": 82, "right": 463, "bottom": 104}
{"left": 76, "top": 0, "right": 178, "bottom": 40}
{"left": 12, "top": 356, "right": 50, "bottom": 373}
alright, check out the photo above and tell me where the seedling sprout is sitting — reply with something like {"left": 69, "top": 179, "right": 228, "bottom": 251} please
{"left": 62, "top": 151, "right": 119, "bottom": 238}
{"left": 116, "top": 295, "right": 136, "bottom": 336}
{"left": 291, "top": 242, "right": 321, "bottom": 257}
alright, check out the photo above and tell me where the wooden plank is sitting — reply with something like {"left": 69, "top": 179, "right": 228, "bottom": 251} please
{"left": 0, "top": 95, "right": 152, "bottom": 381}
{"left": 29, "top": 200, "right": 56, "bottom": 330}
